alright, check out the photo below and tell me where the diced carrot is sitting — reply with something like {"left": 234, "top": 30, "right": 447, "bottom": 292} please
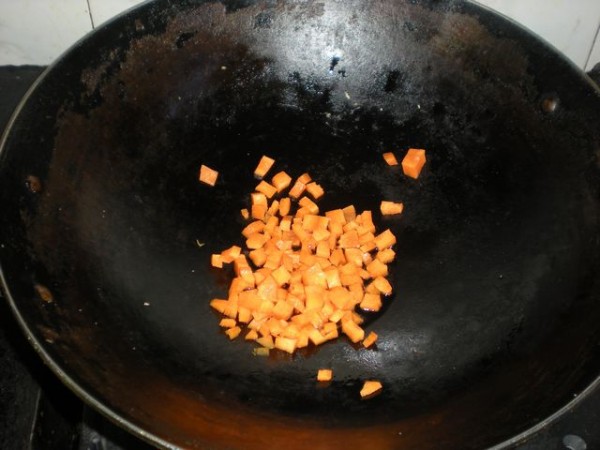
{"left": 360, "top": 380, "right": 382, "bottom": 398}
{"left": 383, "top": 152, "right": 399, "bottom": 166}
{"left": 219, "top": 318, "right": 237, "bottom": 328}
{"left": 267, "top": 200, "right": 280, "bottom": 217}
{"left": 376, "top": 248, "right": 396, "bottom": 263}
{"left": 241, "top": 208, "right": 250, "bottom": 220}
{"left": 344, "top": 248, "right": 363, "bottom": 267}
{"left": 366, "top": 259, "right": 388, "bottom": 277}
{"left": 251, "top": 204, "right": 267, "bottom": 220}
{"left": 360, "top": 293, "right": 382, "bottom": 312}
{"left": 271, "top": 266, "right": 291, "bottom": 286}
{"left": 242, "top": 220, "right": 265, "bottom": 238}
{"left": 274, "top": 336, "right": 297, "bottom": 354}
{"left": 225, "top": 326, "right": 242, "bottom": 340}
{"left": 402, "top": 148, "right": 426, "bottom": 179}
{"left": 245, "top": 329, "right": 259, "bottom": 340}
{"left": 210, "top": 299, "right": 228, "bottom": 313}
{"left": 372, "top": 276, "right": 393, "bottom": 295}
{"left": 298, "top": 173, "right": 312, "bottom": 184}
{"left": 374, "top": 229, "right": 396, "bottom": 250}
{"left": 363, "top": 331, "right": 378, "bottom": 348}
{"left": 256, "top": 335, "right": 274, "bottom": 349}
{"left": 209, "top": 161, "right": 402, "bottom": 359}
{"left": 279, "top": 197, "right": 291, "bottom": 216}
{"left": 380, "top": 201, "right": 404, "bottom": 215}
{"left": 211, "top": 254, "right": 223, "bottom": 268}
{"left": 199, "top": 164, "right": 219, "bottom": 186}
{"left": 324, "top": 267, "right": 342, "bottom": 289}
{"left": 342, "top": 205, "right": 356, "bottom": 222}
{"left": 288, "top": 180, "right": 306, "bottom": 199}
{"left": 256, "top": 180, "right": 278, "bottom": 198}
{"left": 317, "top": 369, "right": 333, "bottom": 382}
{"left": 254, "top": 155, "right": 275, "bottom": 179}
{"left": 246, "top": 232, "right": 269, "bottom": 250}
{"left": 326, "top": 209, "right": 347, "bottom": 225}
{"left": 339, "top": 230, "right": 360, "bottom": 249}
{"left": 251, "top": 192, "right": 268, "bottom": 207}
{"left": 272, "top": 171, "right": 292, "bottom": 192}
{"left": 306, "top": 182, "right": 324, "bottom": 199}
{"left": 299, "top": 197, "right": 319, "bottom": 214}
{"left": 221, "top": 245, "right": 242, "bottom": 263}
{"left": 342, "top": 320, "right": 365, "bottom": 343}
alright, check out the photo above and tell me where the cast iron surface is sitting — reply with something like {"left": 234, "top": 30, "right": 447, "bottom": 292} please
{"left": 1, "top": 1, "right": 600, "bottom": 449}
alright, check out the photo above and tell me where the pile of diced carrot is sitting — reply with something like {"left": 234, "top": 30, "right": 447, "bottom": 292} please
{"left": 209, "top": 155, "right": 399, "bottom": 355}
{"left": 204, "top": 148, "right": 426, "bottom": 399}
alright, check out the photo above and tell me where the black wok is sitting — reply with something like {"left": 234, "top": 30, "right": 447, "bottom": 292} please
{"left": 1, "top": 0, "right": 600, "bottom": 448}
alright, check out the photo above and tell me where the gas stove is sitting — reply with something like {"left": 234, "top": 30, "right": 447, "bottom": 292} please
{"left": 1, "top": 65, "right": 599, "bottom": 450}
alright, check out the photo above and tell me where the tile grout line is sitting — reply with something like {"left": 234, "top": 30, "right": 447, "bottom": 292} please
{"left": 584, "top": 18, "right": 600, "bottom": 70}
{"left": 86, "top": 0, "right": 95, "bottom": 29}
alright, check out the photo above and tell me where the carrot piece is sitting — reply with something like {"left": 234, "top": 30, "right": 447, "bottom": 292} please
{"left": 380, "top": 201, "right": 404, "bottom": 215}
{"left": 366, "top": 259, "right": 388, "bottom": 277}
{"left": 225, "top": 326, "right": 242, "bottom": 340}
{"left": 297, "top": 173, "right": 312, "bottom": 184}
{"left": 329, "top": 286, "right": 353, "bottom": 310}
{"left": 275, "top": 336, "right": 297, "bottom": 354}
{"left": 344, "top": 248, "right": 363, "bottom": 267}
{"left": 245, "top": 329, "right": 259, "bottom": 340}
{"left": 271, "top": 266, "right": 291, "bottom": 286}
{"left": 376, "top": 248, "right": 396, "bottom": 263}
{"left": 324, "top": 267, "right": 342, "bottom": 289}
{"left": 256, "top": 180, "right": 278, "bottom": 199}
{"left": 221, "top": 245, "right": 242, "bottom": 263}
{"left": 402, "top": 148, "right": 426, "bottom": 179}
{"left": 299, "top": 197, "right": 319, "bottom": 214}
{"left": 339, "top": 230, "right": 360, "bottom": 249}
{"left": 272, "top": 300, "right": 294, "bottom": 320}
{"left": 256, "top": 335, "right": 274, "bottom": 349}
{"left": 211, "top": 254, "right": 223, "bottom": 268}
{"left": 241, "top": 208, "right": 250, "bottom": 220}
{"left": 383, "top": 152, "right": 399, "bottom": 166}
{"left": 342, "top": 205, "right": 356, "bottom": 222}
{"left": 219, "top": 318, "right": 237, "bottom": 328}
{"left": 251, "top": 204, "right": 266, "bottom": 221}
{"left": 199, "top": 164, "right": 219, "bottom": 186}
{"left": 308, "top": 328, "right": 326, "bottom": 345}
{"left": 210, "top": 299, "right": 228, "bottom": 313}
{"left": 254, "top": 155, "right": 275, "bottom": 179}
{"left": 288, "top": 180, "right": 306, "bottom": 199}
{"left": 267, "top": 200, "right": 280, "bottom": 217}
{"left": 342, "top": 320, "right": 365, "bottom": 343}
{"left": 329, "top": 248, "right": 346, "bottom": 266}
{"left": 372, "top": 276, "right": 393, "bottom": 296}
{"left": 360, "top": 380, "right": 382, "bottom": 398}
{"left": 272, "top": 171, "right": 292, "bottom": 192}
{"left": 246, "top": 232, "right": 269, "bottom": 250}
{"left": 317, "top": 369, "right": 333, "bottom": 382}
{"left": 374, "top": 229, "right": 396, "bottom": 250}
{"left": 316, "top": 241, "right": 331, "bottom": 258}
{"left": 306, "top": 182, "right": 324, "bottom": 199}
{"left": 251, "top": 192, "right": 268, "bottom": 207}
{"left": 363, "top": 331, "right": 378, "bottom": 348}
{"left": 242, "top": 220, "right": 265, "bottom": 238}
{"left": 279, "top": 197, "right": 291, "bottom": 216}
{"left": 326, "top": 209, "right": 347, "bottom": 225}
{"left": 360, "top": 293, "right": 382, "bottom": 312}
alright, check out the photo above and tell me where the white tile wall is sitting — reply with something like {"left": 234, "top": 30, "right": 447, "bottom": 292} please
{"left": 589, "top": 30, "right": 600, "bottom": 71}
{"left": 476, "top": 0, "right": 600, "bottom": 70}
{"left": 0, "top": 0, "right": 92, "bottom": 65}
{"left": 0, "top": 0, "right": 599, "bottom": 70}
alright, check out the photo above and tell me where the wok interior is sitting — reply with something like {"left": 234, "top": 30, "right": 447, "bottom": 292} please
{"left": 1, "top": 0, "right": 600, "bottom": 448}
